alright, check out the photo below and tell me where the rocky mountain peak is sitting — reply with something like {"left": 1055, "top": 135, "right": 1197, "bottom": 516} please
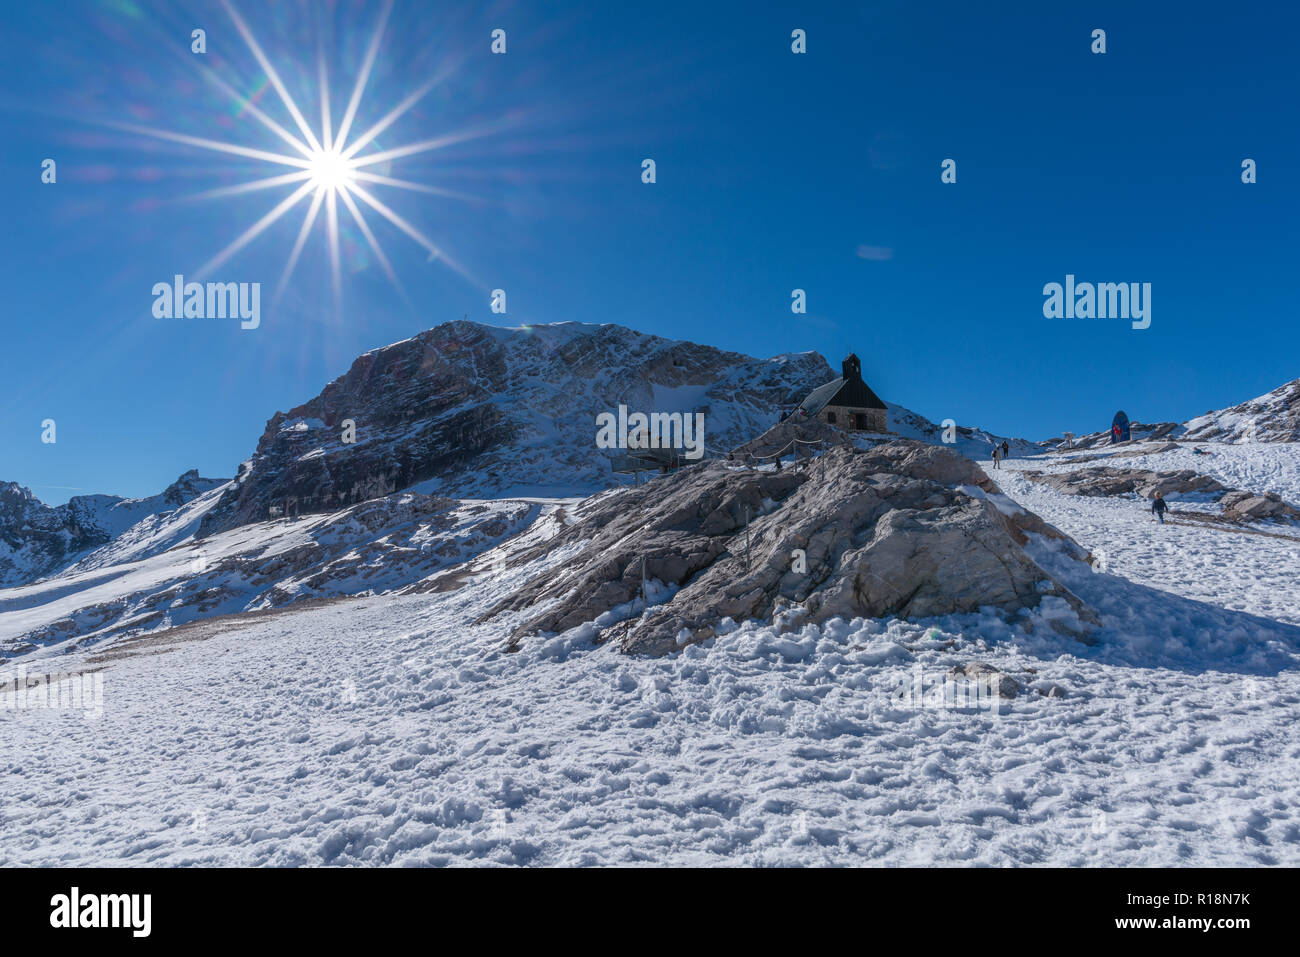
{"left": 197, "top": 320, "right": 834, "bottom": 535}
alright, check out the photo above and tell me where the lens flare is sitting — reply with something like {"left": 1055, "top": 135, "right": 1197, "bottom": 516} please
{"left": 111, "top": 0, "right": 493, "bottom": 307}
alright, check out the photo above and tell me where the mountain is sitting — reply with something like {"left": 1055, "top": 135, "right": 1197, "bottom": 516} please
{"left": 193, "top": 320, "right": 1048, "bottom": 537}
{"left": 1040, "top": 377, "right": 1299, "bottom": 449}
{"left": 196, "top": 321, "right": 834, "bottom": 535}
{"left": 0, "top": 470, "right": 226, "bottom": 587}
{"left": 1182, "top": 377, "right": 1300, "bottom": 443}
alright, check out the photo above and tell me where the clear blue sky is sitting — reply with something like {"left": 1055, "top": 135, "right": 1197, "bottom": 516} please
{"left": 2, "top": 0, "right": 1297, "bottom": 503}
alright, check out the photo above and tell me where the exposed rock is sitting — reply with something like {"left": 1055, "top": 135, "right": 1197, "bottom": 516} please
{"left": 1220, "top": 490, "right": 1300, "bottom": 523}
{"left": 485, "top": 441, "right": 1097, "bottom": 655}
{"left": 1021, "top": 467, "right": 1227, "bottom": 499}
{"left": 728, "top": 416, "right": 854, "bottom": 463}
{"left": 197, "top": 320, "right": 832, "bottom": 535}
{"left": 1182, "top": 378, "right": 1300, "bottom": 443}
{"left": 1021, "top": 467, "right": 1298, "bottom": 526}
{"left": 1109, "top": 441, "right": 1182, "bottom": 458}
{"left": 948, "top": 662, "right": 1021, "bottom": 699}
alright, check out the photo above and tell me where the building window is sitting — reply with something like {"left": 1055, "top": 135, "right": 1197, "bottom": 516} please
{"left": 826, "top": 411, "right": 837, "bottom": 425}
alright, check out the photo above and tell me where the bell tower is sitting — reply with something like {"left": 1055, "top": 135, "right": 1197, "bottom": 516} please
{"left": 841, "top": 352, "right": 862, "bottom": 381}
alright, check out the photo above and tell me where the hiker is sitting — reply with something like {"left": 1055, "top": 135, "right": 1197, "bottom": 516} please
{"left": 1001, "top": 440, "right": 1010, "bottom": 461}
{"left": 990, "top": 446, "right": 1001, "bottom": 470}
{"left": 1151, "top": 491, "right": 1168, "bottom": 524}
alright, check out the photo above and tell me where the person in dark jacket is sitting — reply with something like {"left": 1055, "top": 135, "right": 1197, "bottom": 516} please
{"left": 1000, "top": 440, "right": 1010, "bottom": 460}
{"left": 1151, "top": 491, "right": 1168, "bottom": 524}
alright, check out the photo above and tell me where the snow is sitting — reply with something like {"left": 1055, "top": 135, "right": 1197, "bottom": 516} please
{"left": 2, "top": 442, "right": 1299, "bottom": 865}
{"left": 1049, "top": 441, "right": 1300, "bottom": 503}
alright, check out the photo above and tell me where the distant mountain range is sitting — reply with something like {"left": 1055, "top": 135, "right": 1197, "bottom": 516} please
{"left": 0, "top": 470, "right": 225, "bottom": 587}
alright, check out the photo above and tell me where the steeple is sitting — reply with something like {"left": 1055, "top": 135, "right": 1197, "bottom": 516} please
{"left": 841, "top": 352, "right": 862, "bottom": 382}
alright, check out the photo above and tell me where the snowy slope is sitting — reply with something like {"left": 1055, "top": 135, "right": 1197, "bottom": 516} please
{"left": 0, "top": 470, "right": 226, "bottom": 587}
{"left": 0, "top": 492, "right": 541, "bottom": 661}
{"left": 1183, "top": 377, "right": 1300, "bottom": 443}
{"left": 2, "top": 444, "right": 1298, "bottom": 866}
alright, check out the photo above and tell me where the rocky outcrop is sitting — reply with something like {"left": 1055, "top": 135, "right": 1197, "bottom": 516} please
{"left": 1021, "top": 467, "right": 1228, "bottom": 499}
{"left": 1220, "top": 490, "right": 1300, "bottom": 524}
{"left": 485, "top": 441, "right": 1097, "bottom": 655}
{"left": 1021, "top": 467, "right": 1299, "bottom": 526}
{"left": 1109, "top": 441, "right": 1182, "bottom": 458}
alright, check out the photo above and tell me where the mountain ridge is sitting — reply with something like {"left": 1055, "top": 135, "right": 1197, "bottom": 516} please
{"left": 0, "top": 469, "right": 226, "bottom": 587}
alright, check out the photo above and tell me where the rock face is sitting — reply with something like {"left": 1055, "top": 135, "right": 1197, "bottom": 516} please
{"left": 1021, "top": 467, "right": 1228, "bottom": 499}
{"left": 0, "top": 470, "right": 225, "bottom": 587}
{"left": 192, "top": 320, "right": 1053, "bottom": 538}
{"left": 197, "top": 320, "right": 833, "bottom": 535}
{"left": 485, "top": 441, "right": 1097, "bottom": 655}
{"left": 1182, "top": 378, "right": 1300, "bottom": 443}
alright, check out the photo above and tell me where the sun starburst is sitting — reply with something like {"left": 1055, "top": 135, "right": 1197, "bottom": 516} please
{"left": 113, "top": 0, "right": 492, "bottom": 309}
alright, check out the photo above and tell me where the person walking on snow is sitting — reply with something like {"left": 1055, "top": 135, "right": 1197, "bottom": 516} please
{"left": 990, "top": 446, "right": 1001, "bottom": 470}
{"left": 1001, "top": 440, "right": 1009, "bottom": 461}
{"left": 1151, "top": 491, "right": 1168, "bottom": 524}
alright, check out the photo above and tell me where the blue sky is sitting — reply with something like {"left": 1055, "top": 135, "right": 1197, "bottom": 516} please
{"left": 2, "top": 0, "right": 1297, "bottom": 503}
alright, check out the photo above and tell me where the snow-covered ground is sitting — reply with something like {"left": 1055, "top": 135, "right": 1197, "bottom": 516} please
{"left": 2, "top": 444, "right": 1298, "bottom": 866}
{"left": 993, "top": 443, "right": 1300, "bottom": 629}
{"left": 1020, "top": 439, "right": 1300, "bottom": 504}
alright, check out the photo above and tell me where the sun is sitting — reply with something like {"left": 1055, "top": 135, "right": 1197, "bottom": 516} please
{"left": 307, "top": 148, "right": 355, "bottom": 193}
{"left": 108, "top": 0, "right": 491, "bottom": 308}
